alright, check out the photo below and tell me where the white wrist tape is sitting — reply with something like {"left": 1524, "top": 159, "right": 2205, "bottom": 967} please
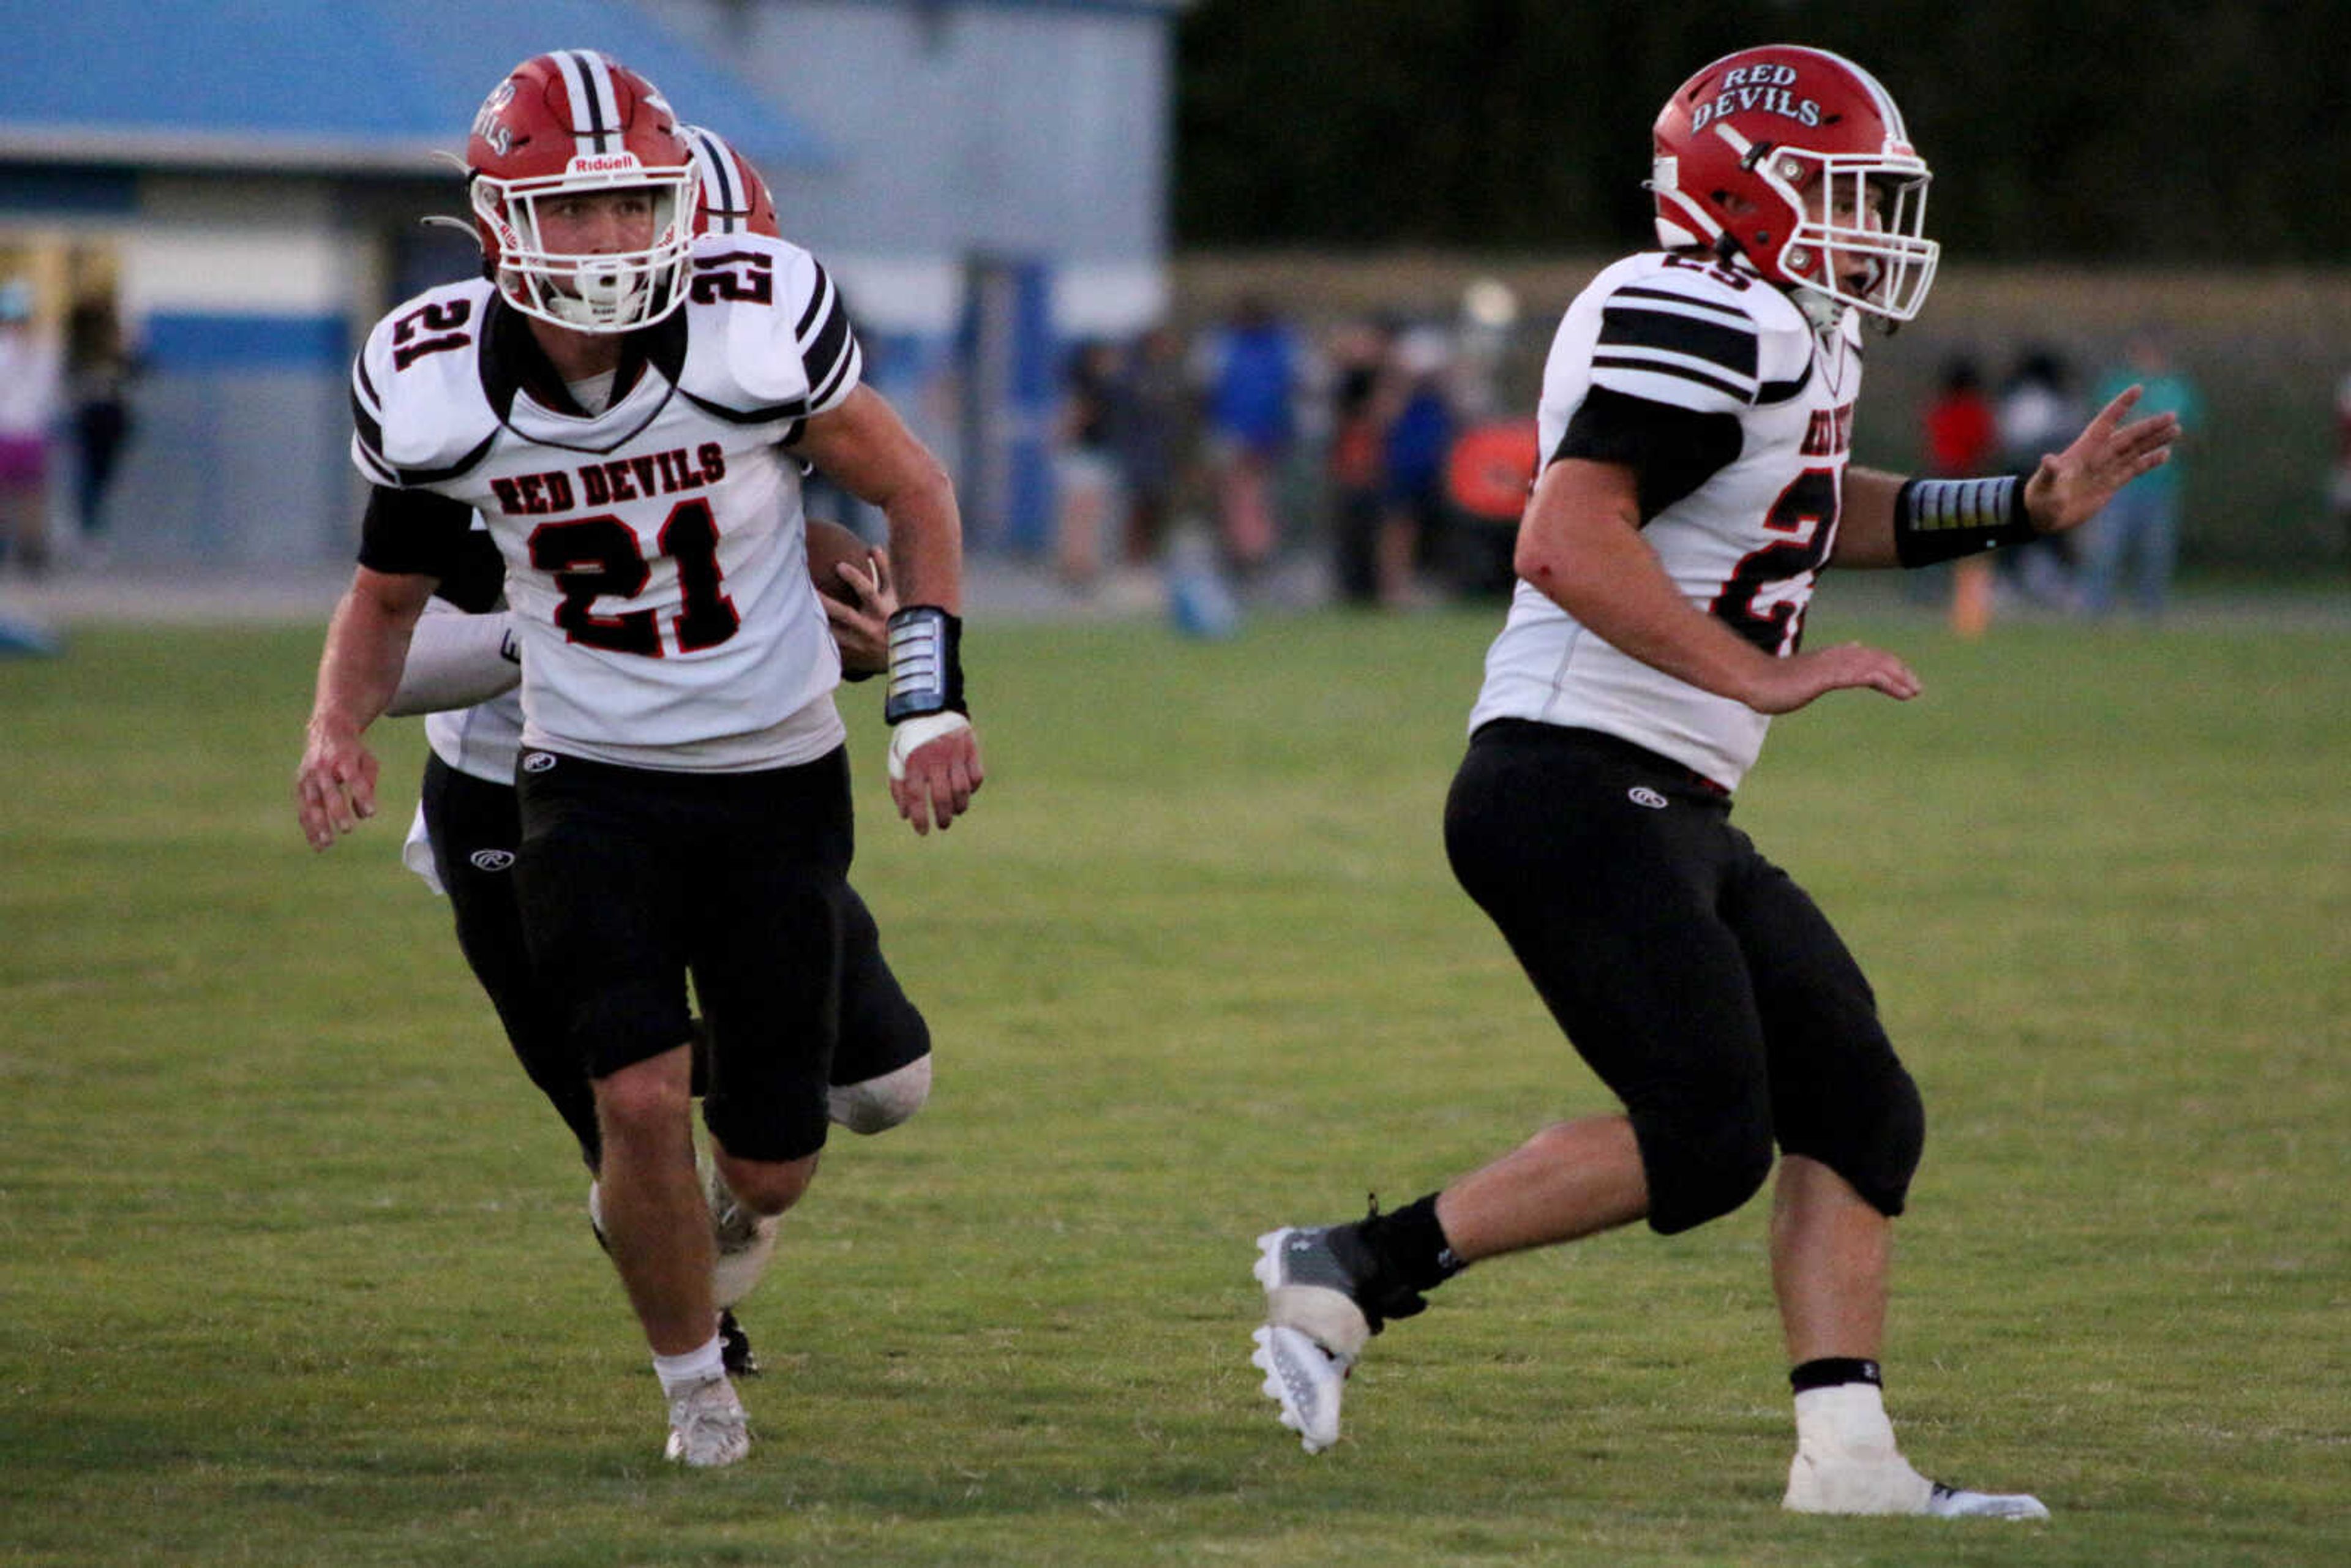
{"left": 887, "top": 710, "right": 971, "bottom": 781}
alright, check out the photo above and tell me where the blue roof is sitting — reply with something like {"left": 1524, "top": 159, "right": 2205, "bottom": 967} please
{"left": 0, "top": 0, "right": 829, "bottom": 173}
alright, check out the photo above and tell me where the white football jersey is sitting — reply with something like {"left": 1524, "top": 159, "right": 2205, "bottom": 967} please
{"left": 1468, "top": 250, "right": 1864, "bottom": 790}
{"left": 352, "top": 232, "right": 861, "bottom": 772}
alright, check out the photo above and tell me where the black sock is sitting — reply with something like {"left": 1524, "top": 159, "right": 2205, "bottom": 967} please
{"left": 1790, "top": 1357, "right": 1882, "bottom": 1395}
{"left": 1355, "top": 1193, "right": 1466, "bottom": 1295}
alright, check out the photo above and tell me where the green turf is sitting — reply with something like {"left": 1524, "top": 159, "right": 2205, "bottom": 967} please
{"left": 2, "top": 603, "right": 2345, "bottom": 1566}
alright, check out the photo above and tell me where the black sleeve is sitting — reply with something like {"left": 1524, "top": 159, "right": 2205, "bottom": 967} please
{"left": 358, "top": 484, "right": 474, "bottom": 582}
{"left": 432, "top": 527, "right": 508, "bottom": 613}
{"left": 1550, "top": 385, "right": 1744, "bottom": 523}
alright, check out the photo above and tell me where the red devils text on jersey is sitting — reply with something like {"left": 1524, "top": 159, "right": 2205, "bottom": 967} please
{"left": 1468, "top": 249, "right": 1864, "bottom": 790}
{"left": 352, "top": 231, "right": 862, "bottom": 773}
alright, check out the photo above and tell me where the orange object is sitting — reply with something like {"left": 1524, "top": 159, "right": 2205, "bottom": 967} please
{"left": 1447, "top": 419, "right": 1541, "bottom": 522}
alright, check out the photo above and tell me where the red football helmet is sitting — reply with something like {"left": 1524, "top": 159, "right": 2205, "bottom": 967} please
{"left": 466, "top": 50, "right": 698, "bottom": 332}
{"left": 1649, "top": 45, "right": 1938, "bottom": 323}
{"left": 679, "top": 124, "right": 781, "bottom": 239}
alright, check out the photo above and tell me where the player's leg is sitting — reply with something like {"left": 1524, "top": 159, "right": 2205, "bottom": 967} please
{"left": 827, "top": 883, "right": 932, "bottom": 1133}
{"left": 1253, "top": 724, "right": 1774, "bottom": 1452}
{"left": 420, "top": 753, "right": 602, "bottom": 1170}
{"left": 516, "top": 752, "right": 744, "bottom": 1466}
{"left": 686, "top": 750, "right": 855, "bottom": 1310}
{"left": 1731, "top": 853, "right": 2046, "bottom": 1519}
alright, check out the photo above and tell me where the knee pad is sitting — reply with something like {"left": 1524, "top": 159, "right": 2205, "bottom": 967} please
{"left": 1779, "top": 1059, "right": 1925, "bottom": 1219}
{"left": 828, "top": 1055, "right": 931, "bottom": 1135}
{"left": 1635, "top": 1092, "right": 1775, "bottom": 1236}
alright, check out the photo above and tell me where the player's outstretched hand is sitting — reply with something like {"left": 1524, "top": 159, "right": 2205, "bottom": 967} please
{"left": 824, "top": 547, "right": 896, "bottom": 674}
{"left": 2023, "top": 384, "right": 2183, "bottom": 536}
{"left": 888, "top": 715, "right": 984, "bottom": 836}
{"left": 294, "top": 724, "right": 380, "bottom": 851}
{"left": 1745, "top": 641, "right": 1920, "bottom": 715}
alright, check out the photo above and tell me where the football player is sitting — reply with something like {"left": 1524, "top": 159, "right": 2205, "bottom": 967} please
{"left": 384, "top": 126, "right": 932, "bottom": 1384}
{"left": 296, "top": 50, "right": 982, "bottom": 1468}
{"left": 1251, "top": 45, "right": 2177, "bottom": 1518}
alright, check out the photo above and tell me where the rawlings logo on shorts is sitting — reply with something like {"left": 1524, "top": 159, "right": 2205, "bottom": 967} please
{"left": 469, "top": 849, "right": 516, "bottom": 872}
{"left": 521, "top": 751, "right": 557, "bottom": 774}
{"left": 1628, "top": 787, "right": 1670, "bottom": 810}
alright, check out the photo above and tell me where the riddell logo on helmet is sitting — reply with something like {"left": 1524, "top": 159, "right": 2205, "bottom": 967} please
{"left": 568, "top": 154, "right": 645, "bottom": 174}
{"left": 1690, "top": 64, "right": 1822, "bottom": 134}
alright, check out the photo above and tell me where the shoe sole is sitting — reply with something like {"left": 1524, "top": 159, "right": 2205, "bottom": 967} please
{"left": 1253, "top": 1231, "right": 1348, "bottom": 1455}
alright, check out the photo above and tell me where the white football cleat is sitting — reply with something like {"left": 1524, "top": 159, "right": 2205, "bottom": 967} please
{"left": 662, "top": 1373, "right": 750, "bottom": 1468}
{"left": 1251, "top": 1323, "right": 1352, "bottom": 1455}
{"left": 1251, "top": 1226, "right": 1382, "bottom": 1455}
{"left": 705, "top": 1165, "right": 780, "bottom": 1311}
{"left": 1784, "top": 1383, "right": 2048, "bottom": 1518}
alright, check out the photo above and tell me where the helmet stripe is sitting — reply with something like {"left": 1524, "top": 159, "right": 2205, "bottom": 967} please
{"left": 685, "top": 126, "right": 744, "bottom": 231}
{"left": 552, "top": 50, "right": 621, "bottom": 156}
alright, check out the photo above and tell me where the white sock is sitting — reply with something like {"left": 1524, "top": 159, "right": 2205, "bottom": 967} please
{"left": 653, "top": 1333, "right": 726, "bottom": 1399}
{"left": 1793, "top": 1381, "right": 1903, "bottom": 1460}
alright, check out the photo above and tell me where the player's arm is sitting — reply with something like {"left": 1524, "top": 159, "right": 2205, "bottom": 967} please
{"left": 1517, "top": 457, "right": 1916, "bottom": 715}
{"left": 1832, "top": 387, "right": 2180, "bottom": 569}
{"left": 796, "top": 385, "right": 983, "bottom": 836}
{"left": 297, "top": 484, "right": 472, "bottom": 847}
{"left": 296, "top": 566, "right": 436, "bottom": 849}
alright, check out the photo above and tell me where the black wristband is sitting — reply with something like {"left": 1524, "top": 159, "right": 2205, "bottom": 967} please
{"left": 883, "top": 605, "right": 966, "bottom": 722}
{"left": 1891, "top": 476, "right": 2038, "bottom": 568}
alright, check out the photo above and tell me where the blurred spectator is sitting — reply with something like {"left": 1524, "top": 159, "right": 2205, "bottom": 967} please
{"left": 1052, "top": 338, "right": 1123, "bottom": 590}
{"left": 2080, "top": 334, "right": 2200, "bottom": 620}
{"left": 66, "top": 297, "right": 138, "bottom": 567}
{"left": 1197, "top": 295, "right": 1301, "bottom": 574}
{"left": 1325, "top": 318, "right": 1392, "bottom": 605}
{"left": 1376, "top": 326, "right": 1456, "bottom": 608}
{"left": 1920, "top": 356, "right": 2001, "bottom": 636}
{"left": 1995, "top": 348, "right": 2083, "bottom": 610}
{"left": 1109, "top": 324, "right": 1193, "bottom": 569}
{"left": 0, "top": 281, "right": 62, "bottom": 576}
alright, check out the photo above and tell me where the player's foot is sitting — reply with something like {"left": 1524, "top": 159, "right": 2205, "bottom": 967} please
{"left": 706, "top": 1165, "right": 779, "bottom": 1310}
{"left": 662, "top": 1373, "right": 750, "bottom": 1468}
{"left": 1783, "top": 1449, "right": 2049, "bottom": 1519}
{"left": 1250, "top": 1222, "right": 1424, "bottom": 1454}
{"left": 717, "top": 1308, "right": 760, "bottom": 1378}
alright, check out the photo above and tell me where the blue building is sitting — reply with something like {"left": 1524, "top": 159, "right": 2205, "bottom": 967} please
{"left": 0, "top": 0, "right": 1187, "bottom": 569}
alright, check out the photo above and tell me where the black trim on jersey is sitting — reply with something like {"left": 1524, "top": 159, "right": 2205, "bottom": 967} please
{"left": 1756, "top": 360, "right": 1813, "bottom": 405}
{"left": 680, "top": 387, "right": 811, "bottom": 427}
{"left": 473, "top": 293, "right": 686, "bottom": 459}
{"left": 359, "top": 483, "right": 477, "bottom": 580}
{"left": 433, "top": 527, "right": 508, "bottom": 613}
{"left": 1591, "top": 353, "right": 1751, "bottom": 404}
{"left": 1550, "top": 385, "right": 1744, "bottom": 524}
{"left": 795, "top": 263, "right": 835, "bottom": 337}
{"left": 1597, "top": 302, "right": 1757, "bottom": 381}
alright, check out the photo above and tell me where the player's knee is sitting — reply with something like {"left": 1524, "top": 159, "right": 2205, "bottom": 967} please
{"left": 1782, "top": 1057, "right": 1925, "bottom": 1218}
{"left": 592, "top": 1053, "right": 694, "bottom": 1141}
{"left": 829, "top": 1055, "right": 931, "bottom": 1134}
{"left": 1641, "top": 1098, "right": 1775, "bottom": 1236}
{"left": 714, "top": 1150, "right": 819, "bottom": 1218}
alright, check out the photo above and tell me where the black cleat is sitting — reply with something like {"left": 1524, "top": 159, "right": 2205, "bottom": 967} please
{"left": 718, "top": 1308, "right": 761, "bottom": 1378}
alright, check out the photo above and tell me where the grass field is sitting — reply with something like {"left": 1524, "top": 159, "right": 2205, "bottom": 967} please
{"left": 3, "top": 600, "right": 2347, "bottom": 1566}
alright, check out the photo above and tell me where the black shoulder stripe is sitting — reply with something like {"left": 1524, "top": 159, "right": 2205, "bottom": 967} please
{"left": 1591, "top": 354, "right": 1752, "bottom": 403}
{"left": 808, "top": 336, "right": 860, "bottom": 410}
{"left": 353, "top": 354, "right": 381, "bottom": 415}
{"left": 350, "top": 386, "right": 385, "bottom": 465}
{"left": 1597, "top": 305, "right": 1757, "bottom": 380}
{"left": 801, "top": 304, "right": 854, "bottom": 402}
{"left": 1612, "top": 284, "right": 1754, "bottom": 328}
{"left": 795, "top": 262, "right": 834, "bottom": 339}
{"left": 1756, "top": 360, "right": 1813, "bottom": 405}
{"left": 680, "top": 386, "right": 811, "bottom": 426}
{"left": 393, "top": 429, "right": 499, "bottom": 487}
